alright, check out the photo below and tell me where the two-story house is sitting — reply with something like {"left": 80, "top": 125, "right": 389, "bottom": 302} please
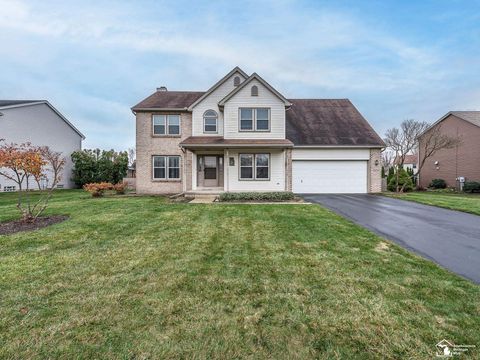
{"left": 132, "top": 67, "right": 384, "bottom": 194}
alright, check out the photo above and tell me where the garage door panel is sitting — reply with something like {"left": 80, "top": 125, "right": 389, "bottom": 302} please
{"left": 293, "top": 160, "right": 367, "bottom": 193}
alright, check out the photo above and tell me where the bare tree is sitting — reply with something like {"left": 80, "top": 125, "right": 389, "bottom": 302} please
{"left": 384, "top": 119, "right": 459, "bottom": 192}
{"left": 127, "top": 147, "right": 136, "bottom": 166}
{"left": 417, "top": 124, "right": 460, "bottom": 180}
{"left": 381, "top": 149, "right": 395, "bottom": 170}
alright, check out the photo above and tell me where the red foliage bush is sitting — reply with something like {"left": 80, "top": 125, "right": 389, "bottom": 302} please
{"left": 83, "top": 182, "right": 113, "bottom": 197}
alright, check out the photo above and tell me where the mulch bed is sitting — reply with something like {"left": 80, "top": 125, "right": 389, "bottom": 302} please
{"left": 0, "top": 215, "right": 69, "bottom": 235}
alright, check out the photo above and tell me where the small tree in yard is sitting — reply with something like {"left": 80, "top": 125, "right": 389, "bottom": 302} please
{"left": 384, "top": 119, "right": 459, "bottom": 192}
{"left": 0, "top": 141, "right": 65, "bottom": 222}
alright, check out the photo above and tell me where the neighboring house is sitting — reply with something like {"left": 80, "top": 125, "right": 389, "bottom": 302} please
{"left": 0, "top": 100, "right": 85, "bottom": 191}
{"left": 132, "top": 67, "right": 384, "bottom": 195}
{"left": 394, "top": 154, "right": 418, "bottom": 171}
{"left": 418, "top": 111, "right": 480, "bottom": 188}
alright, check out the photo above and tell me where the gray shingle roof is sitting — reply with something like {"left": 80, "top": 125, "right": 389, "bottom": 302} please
{"left": 0, "top": 100, "right": 42, "bottom": 107}
{"left": 450, "top": 111, "right": 480, "bottom": 127}
{"left": 131, "top": 93, "right": 385, "bottom": 147}
{"left": 132, "top": 91, "right": 204, "bottom": 110}
{"left": 286, "top": 99, "right": 385, "bottom": 146}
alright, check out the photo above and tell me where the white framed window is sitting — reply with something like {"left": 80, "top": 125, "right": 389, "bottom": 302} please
{"left": 239, "top": 108, "right": 270, "bottom": 132}
{"left": 239, "top": 154, "right": 270, "bottom": 180}
{"left": 152, "top": 115, "right": 180, "bottom": 135}
{"left": 251, "top": 85, "right": 258, "bottom": 96}
{"left": 3, "top": 186, "right": 16, "bottom": 192}
{"left": 152, "top": 156, "right": 181, "bottom": 180}
{"left": 203, "top": 110, "right": 218, "bottom": 133}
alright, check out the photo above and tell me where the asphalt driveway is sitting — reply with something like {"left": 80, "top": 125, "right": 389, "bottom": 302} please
{"left": 302, "top": 194, "right": 480, "bottom": 284}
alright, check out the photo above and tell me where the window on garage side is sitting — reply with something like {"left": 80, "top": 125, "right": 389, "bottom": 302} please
{"left": 239, "top": 153, "right": 269, "bottom": 180}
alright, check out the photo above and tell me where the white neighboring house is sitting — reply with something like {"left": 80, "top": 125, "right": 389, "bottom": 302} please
{"left": 0, "top": 100, "right": 85, "bottom": 191}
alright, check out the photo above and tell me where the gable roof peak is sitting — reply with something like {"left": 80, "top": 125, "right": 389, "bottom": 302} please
{"left": 187, "top": 66, "right": 249, "bottom": 110}
{"left": 218, "top": 72, "right": 292, "bottom": 107}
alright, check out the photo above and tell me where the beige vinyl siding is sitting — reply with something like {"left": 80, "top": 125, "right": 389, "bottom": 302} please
{"left": 223, "top": 79, "right": 286, "bottom": 139}
{"left": 191, "top": 72, "right": 246, "bottom": 137}
{"left": 226, "top": 149, "right": 285, "bottom": 191}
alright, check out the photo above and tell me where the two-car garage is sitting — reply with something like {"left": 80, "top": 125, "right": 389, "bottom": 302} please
{"left": 291, "top": 149, "right": 370, "bottom": 194}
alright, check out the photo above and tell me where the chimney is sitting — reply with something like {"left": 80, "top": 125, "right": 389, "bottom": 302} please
{"left": 157, "top": 86, "right": 167, "bottom": 92}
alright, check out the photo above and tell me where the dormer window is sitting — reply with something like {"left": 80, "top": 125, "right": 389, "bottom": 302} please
{"left": 203, "top": 110, "right": 218, "bottom": 133}
{"left": 251, "top": 85, "right": 258, "bottom": 96}
{"left": 234, "top": 76, "right": 241, "bottom": 87}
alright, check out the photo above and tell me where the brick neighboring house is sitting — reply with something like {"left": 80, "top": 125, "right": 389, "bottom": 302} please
{"left": 131, "top": 67, "right": 384, "bottom": 195}
{"left": 418, "top": 111, "right": 480, "bottom": 188}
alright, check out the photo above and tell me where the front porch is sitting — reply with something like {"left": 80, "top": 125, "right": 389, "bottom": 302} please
{"left": 179, "top": 136, "right": 293, "bottom": 193}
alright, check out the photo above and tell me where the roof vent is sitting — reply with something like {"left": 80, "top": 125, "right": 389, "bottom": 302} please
{"left": 157, "top": 86, "right": 168, "bottom": 92}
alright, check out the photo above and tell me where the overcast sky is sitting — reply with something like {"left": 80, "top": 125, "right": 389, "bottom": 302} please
{"left": 1, "top": 0, "right": 479, "bottom": 150}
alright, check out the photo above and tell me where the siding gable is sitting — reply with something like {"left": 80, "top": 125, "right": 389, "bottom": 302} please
{"left": 191, "top": 71, "right": 247, "bottom": 137}
{"left": 223, "top": 79, "right": 286, "bottom": 139}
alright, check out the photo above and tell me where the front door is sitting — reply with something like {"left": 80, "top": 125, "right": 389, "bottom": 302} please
{"left": 198, "top": 156, "right": 224, "bottom": 188}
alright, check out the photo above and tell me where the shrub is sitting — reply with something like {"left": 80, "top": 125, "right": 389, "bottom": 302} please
{"left": 83, "top": 182, "right": 113, "bottom": 197}
{"left": 387, "top": 169, "right": 413, "bottom": 192}
{"left": 219, "top": 192, "right": 295, "bottom": 202}
{"left": 429, "top": 178, "right": 447, "bottom": 189}
{"left": 114, "top": 182, "right": 127, "bottom": 195}
{"left": 72, "top": 149, "right": 128, "bottom": 187}
{"left": 463, "top": 181, "right": 480, "bottom": 193}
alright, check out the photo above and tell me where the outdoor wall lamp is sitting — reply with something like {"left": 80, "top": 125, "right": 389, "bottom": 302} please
{"left": 374, "top": 159, "right": 379, "bottom": 166}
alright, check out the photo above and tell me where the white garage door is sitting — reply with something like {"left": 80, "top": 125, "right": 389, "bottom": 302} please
{"left": 292, "top": 160, "right": 368, "bottom": 193}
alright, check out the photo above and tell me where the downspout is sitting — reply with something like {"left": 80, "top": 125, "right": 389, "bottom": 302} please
{"left": 225, "top": 149, "right": 229, "bottom": 192}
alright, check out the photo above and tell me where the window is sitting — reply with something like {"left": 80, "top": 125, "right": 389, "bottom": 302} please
{"left": 234, "top": 76, "right": 241, "bottom": 86}
{"left": 152, "top": 156, "right": 181, "bottom": 180}
{"left": 239, "top": 154, "right": 253, "bottom": 179}
{"left": 256, "top": 108, "right": 269, "bottom": 130}
{"left": 239, "top": 154, "right": 270, "bottom": 180}
{"left": 239, "top": 108, "right": 270, "bottom": 131}
{"left": 255, "top": 154, "right": 269, "bottom": 179}
{"left": 240, "top": 108, "right": 254, "bottom": 131}
{"left": 251, "top": 85, "right": 258, "bottom": 96}
{"left": 152, "top": 115, "right": 180, "bottom": 135}
{"left": 203, "top": 110, "right": 218, "bottom": 133}
{"left": 3, "top": 186, "right": 16, "bottom": 192}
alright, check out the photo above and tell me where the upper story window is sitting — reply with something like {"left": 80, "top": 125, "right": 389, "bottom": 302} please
{"left": 239, "top": 108, "right": 270, "bottom": 132}
{"left": 234, "top": 76, "right": 241, "bottom": 86}
{"left": 251, "top": 85, "right": 258, "bottom": 96}
{"left": 203, "top": 110, "right": 218, "bottom": 133}
{"left": 152, "top": 114, "right": 180, "bottom": 135}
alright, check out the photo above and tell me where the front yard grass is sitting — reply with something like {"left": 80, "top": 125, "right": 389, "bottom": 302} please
{"left": 1, "top": 190, "right": 479, "bottom": 359}
{"left": 384, "top": 191, "right": 480, "bottom": 216}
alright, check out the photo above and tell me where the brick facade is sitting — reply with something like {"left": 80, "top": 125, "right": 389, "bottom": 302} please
{"left": 368, "top": 148, "right": 382, "bottom": 193}
{"left": 135, "top": 112, "right": 192, "bottom": 194}
{"left": 285, "top": 148, "right": 292, "bottom": 191}
{"left": 419, "top": 115, "right": 480, "bottom": 188}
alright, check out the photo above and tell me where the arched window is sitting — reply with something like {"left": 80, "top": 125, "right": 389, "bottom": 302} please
{"left": 251, "top": 85, "right": 258, "bottom": 96}
{"left": 203, "top": 110, "right": 218, "bottom": 133}
{"left": 234, "top": 76, "right": 241, "bottom": 86}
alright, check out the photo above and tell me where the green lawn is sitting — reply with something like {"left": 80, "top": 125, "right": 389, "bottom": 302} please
{"left": 1, "top": 190, "right": 479, "bottom": 359}
{"left": 384, "top": 191, "right": 480, "bottom": 216}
